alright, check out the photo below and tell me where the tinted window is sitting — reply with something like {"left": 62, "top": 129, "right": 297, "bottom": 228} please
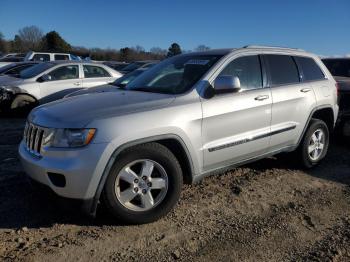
{"left": 296, "top": 57, "right": 325, "bottom": 81}
{"left": 32, "top": 54, "right": 50, "bottom": 61}
{"left": 83, "top": 65, "right": 111, "bottom": 78}
{"left": 20, "top": 63, "right": 55, "bottom": 79}
{"left": 47, "top": 65, "right": 79, "bottom": 81}
{"left": 219, "top": 55, "right": 262, "bottom": 90}
{"left": 322, "top": 59, "right": 350, "bottom": 77}
{"left": 5, "top": 64, "right": 35, "bottom": 75}
{"left": 54, "top": 54, "right": 69, "bottom": 61}
{"left": 265, "top": 55, "right": 299, "bottom": 86}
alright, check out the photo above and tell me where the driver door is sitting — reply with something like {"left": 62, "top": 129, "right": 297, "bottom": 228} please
{"left": 39, "top": 64, "right": 82, "bottom": 104}
{"left": 201, "top": 55, "right": 272, "bottom": 171}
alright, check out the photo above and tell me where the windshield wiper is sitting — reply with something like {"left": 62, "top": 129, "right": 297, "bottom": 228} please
{"left": 110, "top": 82, "right": 126, "bottom": 89}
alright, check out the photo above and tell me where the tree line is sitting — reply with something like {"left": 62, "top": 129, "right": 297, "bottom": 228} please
{"left": 0, "top": 26, "right": 210, "bottom": 62}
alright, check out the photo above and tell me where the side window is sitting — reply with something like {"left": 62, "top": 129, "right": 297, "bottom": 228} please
{"left": 265, "top": 55, "right": 299, "bottom": 86}
{"left": 54, "top": 54, "right": 69, "bottom": 61}
{"left": 32, "top": 54, "right": 50, "bottom": 62}
{"left": 218, "top": 55, "right": 262, "bottom": 90}
{"left": 295, "top": 56, "right": 325, "bottom": 81}
{"left": 47, "top": 65, "right": 79, "bottom": 81}
{"left": 83, "top": 65, "right": 111, "bottom": 78}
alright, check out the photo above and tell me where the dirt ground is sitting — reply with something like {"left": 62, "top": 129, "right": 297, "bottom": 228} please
{"left": 0, "top": 117, "right": 349, "bottom": 262}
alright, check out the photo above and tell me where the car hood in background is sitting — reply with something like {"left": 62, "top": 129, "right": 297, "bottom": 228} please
{"left": 334, "top": 76, "right": 350, "bottom": 92}
{"left": 0, "top": 75, "right": 24, "bottom": 86}
{"left": 29, "top": 90, "right": 176, "bottom": 128}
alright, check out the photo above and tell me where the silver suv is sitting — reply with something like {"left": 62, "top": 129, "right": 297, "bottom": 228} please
{"left": 19, "top": 46, "right": 338, "bottom": 224}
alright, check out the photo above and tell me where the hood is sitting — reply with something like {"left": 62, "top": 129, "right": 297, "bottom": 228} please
{"left": 0, "top": 75, "right": 24, "bottom": 87}
{"left": 66, "top": 84, "right": 118, "bottom": 97}
{"left": 29, "top": 90, "right": 176, "bottom": 128}
{"left": 334, "top": 76, "right": 350, "bottom": 92}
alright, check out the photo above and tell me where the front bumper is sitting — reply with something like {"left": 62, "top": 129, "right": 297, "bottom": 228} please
{"left": 18, "top": 140, "right": 110, "bottom": 200}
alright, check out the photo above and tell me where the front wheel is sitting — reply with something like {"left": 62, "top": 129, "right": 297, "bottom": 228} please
{"left": 101, "top": 143, "right": 183, "bottom": 224}
{"left": 10, "top": 94, "right": 37, "bottom": 115}
{"left": 299, "top": 119, "right": 329, "bottom": 168}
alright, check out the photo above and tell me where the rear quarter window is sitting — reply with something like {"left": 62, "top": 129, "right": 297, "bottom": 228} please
{"left": 83, "top": 65, "right": 111, "bottom": 78}
{"left": 295, "top": 56, "right": 325, "bottom": 81}
{"left": 265, "top": 54, "right": 300, "bottom": 86}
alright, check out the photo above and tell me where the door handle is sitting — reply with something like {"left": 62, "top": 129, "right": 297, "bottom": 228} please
{"left": 254, "top": 95, "right": 269, "bottom": 101}
{"left": 74, "top": 82, "right": 81, "bottom": 86}
{"left": 300, "top": 88, "right": 311, "bottom": 93}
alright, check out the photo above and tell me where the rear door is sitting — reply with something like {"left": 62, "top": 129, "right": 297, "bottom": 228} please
{"left": 264, "top": 54, "right": 317, "bottom": 151}
{"left": 201, "top": 54, "right": 272, "bottom": 171}
{"left": 82, "top": 65, "right": 114, "bottom": 88}
{"left": 39, "top": 64, "right": 82, "bottom": 103}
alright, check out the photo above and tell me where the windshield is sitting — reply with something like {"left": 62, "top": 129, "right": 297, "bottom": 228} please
{"left": 323, "top": 59, "right": 350, "bottom": 77}
{"left": 112, "top": 70, "right": 145, "bottom": 88}
{"left": 19, "top": 63, "right": 55, "bottom": 79}
{"left": 125, "top": 55, "right": 222, "bottom": 94}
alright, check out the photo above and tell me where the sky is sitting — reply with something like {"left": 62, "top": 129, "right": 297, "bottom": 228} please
{"left": 0, "top": 0, "right": 349, "bottom": 56}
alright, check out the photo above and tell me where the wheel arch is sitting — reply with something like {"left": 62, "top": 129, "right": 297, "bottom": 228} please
{"left": 84, "top": 134, "right": 195, "bottom": 217}
{"left": 296, "top": 105, "right": 335, "bottom": 147}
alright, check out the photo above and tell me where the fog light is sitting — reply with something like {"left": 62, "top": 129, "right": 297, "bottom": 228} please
{"left": 47, "top": 172, "right": 66, "bottom": 187}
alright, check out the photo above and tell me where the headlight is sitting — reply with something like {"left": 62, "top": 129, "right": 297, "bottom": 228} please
{"left": 43, "top": 128, "right": 96, "bottom": 148}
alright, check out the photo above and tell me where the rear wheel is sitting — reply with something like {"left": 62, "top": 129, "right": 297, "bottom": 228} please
{"left": 299, "top": 119, "right": 329, "bottom": 168}
{"left": 101, "top": 143, "right": 183, "bottom": 224}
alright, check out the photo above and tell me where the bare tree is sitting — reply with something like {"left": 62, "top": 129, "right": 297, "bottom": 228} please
{"left": 195, "top": 45, "right": 210, "bottom": 51}
{"left": 134, "top": 45, "right": 145, "bottom": 53}
{"left": 18, "top": 25, "right": 43, "bottom": 51}
{"left": 150, "top": 47, "right": 167, "bottom": 56}
{"left": 0, "top": 31, "right": 10, "bottom": 53}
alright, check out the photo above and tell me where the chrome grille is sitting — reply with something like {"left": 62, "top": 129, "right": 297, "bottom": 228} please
{"left": 24, "top": 122, "right": 45, "bottom": 157}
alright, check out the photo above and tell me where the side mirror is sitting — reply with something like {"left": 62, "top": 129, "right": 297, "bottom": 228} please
{"left": 40, "top": 74, "right": 52, "bottom": 82}
{"left": 214, "top": 75, "right": 241, "bottom": 94}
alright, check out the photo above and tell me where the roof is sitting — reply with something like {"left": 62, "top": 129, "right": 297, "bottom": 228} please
{"left": 185, "top": 45, "right": 307, "bottom": 56}
{"left": 322, "top": 57, "right": 350, "bottom": 60}
{"left": 183, "top": 48, "right": 236, "bottom": 56}
{"left": 46, "top": 60, "right": 105, "bottom": 65}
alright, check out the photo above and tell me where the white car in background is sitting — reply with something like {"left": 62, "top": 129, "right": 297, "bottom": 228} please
{"left": 24, "top": 51, "right": 81, "bottom": 62}
{"left": 0, "top": 61, "right": 121, "bottom": 111}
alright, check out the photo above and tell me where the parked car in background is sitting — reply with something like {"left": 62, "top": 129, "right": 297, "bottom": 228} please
{"left": 19, "top": 46, "right": 338, "bottom": 224}
{"left": 24, "top": 51, "right": 81, "bottom": 62}
{"left": 0, "top": 53, "right": 26, "bottom": 59}
{"left": 322, "top": 58, "right": 350, "bottom": 135}
{"left": 0, "top": 62, "right": 38, "bottom": 77}
{"left": 65, "top": 67, "right": 148, "bottom": 98}
{"left": 120, "top": 60, "right": 159, "bottom": 74}
{"left": 0, "top": 61, "right": 121, "bottom": 112}
{"left": 0, "top": 55, "right": 25, "bottom": 68}
{"left": 103, "top": 61, "right": 129, "bottom": 72}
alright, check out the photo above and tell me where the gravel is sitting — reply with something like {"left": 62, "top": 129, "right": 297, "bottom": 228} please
{"left": 0, "top": 117, "right": 349, "bottom": 261}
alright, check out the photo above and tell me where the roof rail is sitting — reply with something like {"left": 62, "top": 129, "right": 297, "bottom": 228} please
{"left": 242, "top": 45, "right": 305, "bottom": 51}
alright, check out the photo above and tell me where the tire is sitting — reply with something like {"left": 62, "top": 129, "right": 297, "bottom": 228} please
{"left": 299, "top": 119, "right": 329, "bottom": 168}
{"left": 101, "top": 142, "right": 183, "bottom": 224}
{"left": 10, "top": 94, "right": 37, "bottom": 115}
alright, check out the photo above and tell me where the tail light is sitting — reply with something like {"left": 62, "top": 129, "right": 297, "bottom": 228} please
{"left": 335, "top": 82, "right": 340, "bottom": 96}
